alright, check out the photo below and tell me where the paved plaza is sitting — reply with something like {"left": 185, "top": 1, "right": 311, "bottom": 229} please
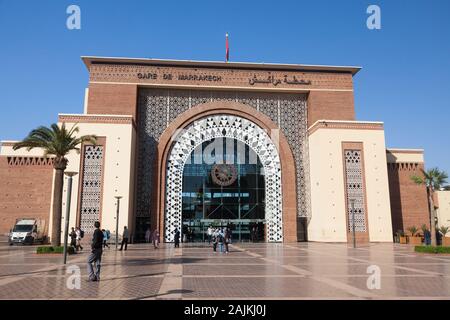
{"left": 0, "top": 239, "right": 449, "bottom": 300}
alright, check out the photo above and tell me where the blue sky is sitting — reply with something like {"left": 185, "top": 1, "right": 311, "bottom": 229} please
{"left": 0, "top": 0, "right": 449, "bottom": 175}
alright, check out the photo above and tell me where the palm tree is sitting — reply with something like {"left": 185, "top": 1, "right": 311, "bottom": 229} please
{"left": 13, "top": 123, "right": 96, "bottom": 246}
{"left": 411, "top": 168, "right": 448, "bottom": 246}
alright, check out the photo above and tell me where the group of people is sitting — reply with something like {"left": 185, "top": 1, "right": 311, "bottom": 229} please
{"left": 182, "top": 227, "right": 195, "bottom": 242}
{"left": 69, "top": 227, "right": 84, "bottom": 252}
{"left": 85, "top": 221, "right": 237, "bottom": 282}
{"left": 208, "top": 226, "right": 232, "bottom": 254}
{"left": 109, "top": 225, "right": 156, "bottom": 251}
{"left": 69, "top": 226, "right": 117, "bottom": 251}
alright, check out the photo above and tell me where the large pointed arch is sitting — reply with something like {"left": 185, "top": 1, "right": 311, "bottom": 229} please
{"left": 165, "top": 114, "right": 282, "bottom": 242}
{"left": 154, "top": 101, "right": 298, "bottom": 243}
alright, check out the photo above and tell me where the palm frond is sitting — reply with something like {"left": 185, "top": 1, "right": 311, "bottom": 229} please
{"left": 67, "top": 123, "right": 80, "bottom": 137}
{"left": 410, "top": 175, "right": 424, "bottom": 185}
{"left": 13, "top": 122, "right": 97, "bottom": 161}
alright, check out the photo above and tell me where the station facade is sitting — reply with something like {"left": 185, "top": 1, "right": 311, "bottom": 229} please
{"left": 0, "top": 57, "right": 434, "bottom": 243}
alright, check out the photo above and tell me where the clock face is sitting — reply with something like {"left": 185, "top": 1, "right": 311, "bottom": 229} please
{"left": 211, "top": 164, "right": 238, "bottom": 187}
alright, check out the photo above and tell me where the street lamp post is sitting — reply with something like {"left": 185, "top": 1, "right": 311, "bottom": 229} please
{"left": 350, "top": 199, "right": 356, "bottom": 249}
{"left": 114, "top": 196, "right": 122, "bottom": 250}
{"left": 63, "top": 172, "right": 77, "bottom": 264}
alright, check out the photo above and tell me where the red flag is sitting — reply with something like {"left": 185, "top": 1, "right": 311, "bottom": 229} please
{"left": 225, "top": 33, "right": 229, "bottom": 62}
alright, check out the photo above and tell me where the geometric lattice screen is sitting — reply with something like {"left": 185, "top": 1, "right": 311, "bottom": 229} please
{"left": 344, "top": 150, "right": 367, "bottom": 232}
{"left": 136, "top": 89, "right": 310, "bottom": 229}
{"left": 79, "top": 145, "right": 104, "bottom": 234}
{"left": 164, "top": 114, "right": 283, "bottom": 243}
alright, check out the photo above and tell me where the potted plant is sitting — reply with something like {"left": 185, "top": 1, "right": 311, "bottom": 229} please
{"left": 407, "top": 226, "right": 422, "bottom": 245}
{"left": 397, "top": 230, "right": 407, "bottom": 244}
{"left": 439, "top": 226, "right": 450, "bottom": 246}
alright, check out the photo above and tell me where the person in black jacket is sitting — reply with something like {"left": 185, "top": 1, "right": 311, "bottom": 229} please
{"left": 69, "top": 227, "right": 77, "bottom": 250}
{"left": 174, "top": 228, "right": 180, "bottom": 248}
{"left": 87, "top": 221, "right": 103, "bottom": 281}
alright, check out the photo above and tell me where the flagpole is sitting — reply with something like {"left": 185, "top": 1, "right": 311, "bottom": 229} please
{"left": 225, "top": 33, "right": 229, "bottom": 62}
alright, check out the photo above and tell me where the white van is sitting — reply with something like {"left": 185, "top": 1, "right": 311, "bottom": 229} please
{"left": 8, "top": 218, "right": 46, "bottom": 245}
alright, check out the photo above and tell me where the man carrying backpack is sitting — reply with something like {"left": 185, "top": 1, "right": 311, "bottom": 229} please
{"left": 102, "top": 229, "right": 110, "bottom": 249}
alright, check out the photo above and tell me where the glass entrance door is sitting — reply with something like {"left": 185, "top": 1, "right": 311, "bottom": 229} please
{"left": 182, "top": 138, "right": 266, "bottom": 242}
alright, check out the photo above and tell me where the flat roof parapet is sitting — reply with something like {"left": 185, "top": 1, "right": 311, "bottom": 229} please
{"left": 81, "top": 56, "right": 361, "bottom": 75}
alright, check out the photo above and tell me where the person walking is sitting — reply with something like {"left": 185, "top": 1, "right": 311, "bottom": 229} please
{"left": 424, "top": 229, "right": 431, "bottom": 245}
{"left": 212, "top": 229, "right": 218, "bottom": 252}
{"left": 152, "top": 229, "right": 160, "bottom": 249}
{"left": 227, "top": 227, "right": 233, "bottom": 244}
{"left": 174, "top": 228, "right": 180, "bottom": 248}
{"left": 102, "top": 229, "right": 110, "bottom": 249}
{"left": 218, "top": 228, "right": 225, "bottom": 253}
{"left": 187, "top": 227, "right": 192, "bottom": 242}
{"left": 145, "top": 228, "right": 151, "bottom": 243}
{"left": 207, "top": 226, "right": 213, "bottom": 244}
{"left": 224, "top": 228, "right": 231, "bottom": 254}
{"left": 182, "top": 225, "right": 187, "bottom": 243}
{"left": 75, "top": 227, "right": 84, "bottom": 251}
{"left": 119, "top": 226, "right": 129, "bottom": 251}
{"left": 69, "top": 227, "right": 77, "bottom": 250}
{"left": 87, "top": 221, "right": 103, "bottom": 282}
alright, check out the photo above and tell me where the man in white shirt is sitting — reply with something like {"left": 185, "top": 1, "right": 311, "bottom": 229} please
{"left": 75, "top": 227, "right": 83, "bottom": 251}
{"left": 207, "top": 226, "right": 213, "bottom": 244}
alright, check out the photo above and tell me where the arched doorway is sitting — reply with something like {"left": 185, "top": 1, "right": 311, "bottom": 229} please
{"left": 164, "top": 114, "right": 283, "bottom": 242}
{"left": 182, "top": 138, "right": 266, "bottom": 242}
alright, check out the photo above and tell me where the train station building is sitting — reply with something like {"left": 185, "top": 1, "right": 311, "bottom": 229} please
{"left": 0, "top": 56, "right": 434, "bottom": 243}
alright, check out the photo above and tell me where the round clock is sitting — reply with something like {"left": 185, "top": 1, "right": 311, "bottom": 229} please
{"left": 211, "top": 164, "right": 238, "bottom": 187}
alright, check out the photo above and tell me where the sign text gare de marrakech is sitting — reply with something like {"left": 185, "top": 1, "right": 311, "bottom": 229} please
{"left": 137, "top": 72, "right": 312, "bottom": 86}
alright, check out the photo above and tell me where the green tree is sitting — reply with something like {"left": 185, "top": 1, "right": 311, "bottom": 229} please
{"left": 411, "top": 168, "right": 448, "bottom": 246}
{"left": 13, "top": 123, "right": 96, "bottom": 246}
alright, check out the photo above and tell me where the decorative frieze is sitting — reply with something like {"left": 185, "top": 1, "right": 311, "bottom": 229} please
{"left": 6, "top": 157, "right": 54, "bottom": 167}
{"left": 58, "top": 115, "right": 135, "bottom": 127}
{"left": 90, "top": 64, "right": 353, "bottom": 91}
{"left": 308, "top": 121, "right": 384, "bottom": 135}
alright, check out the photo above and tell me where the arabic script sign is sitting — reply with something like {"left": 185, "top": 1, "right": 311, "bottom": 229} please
{"left": 136, "top": 72, "right": 311, "bottom": 86}
{"left": 249, "top": 74, "right": 312, "bottom": 86}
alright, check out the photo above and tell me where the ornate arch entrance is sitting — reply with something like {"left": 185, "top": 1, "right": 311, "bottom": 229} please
{"left": 164, "top": 114, "right": 283, "bottom": 242}
{"left": 155, "top": 101, "right": 298, "bottom": 243}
